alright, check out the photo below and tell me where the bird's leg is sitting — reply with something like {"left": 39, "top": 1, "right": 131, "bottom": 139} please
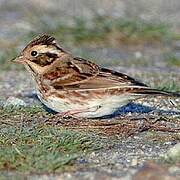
{"left": 62, "top": 110, "right": 84, "bottom": 118}
{"left": 56, "top": 110, "right": 87, "bottom": 119}
{"left": 56, "top": 106, "right": 101, "bottom": 119}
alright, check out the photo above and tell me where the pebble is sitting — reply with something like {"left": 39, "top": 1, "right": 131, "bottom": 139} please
{"left": 131, "top": 157, "right": 138, "bottom": 166}
{"left": 134, "top": 51, "right": 142, "bottom": 59}
{"left": 3, "top": 96, "right": 27, "bottom": 107}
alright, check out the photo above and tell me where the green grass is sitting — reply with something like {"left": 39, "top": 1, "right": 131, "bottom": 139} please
{"left": 0, "top": 126, "right": 100, "bottom": 173}
{"left": 113, "top": 18, "right": 171, "bottom": 44}
{"left": 23, "top": 16, "right": 112, "bottom": 46}
{"left": 0, "top": 16, "right": 176, "bottom": 70}
{"left": 0, "top": 106, "right": 102, "bottom": 173}
{"left": 150, "top": 77, "right": 180, "bottom": 93}
{"left": 156, "top": 82, "right": 180, "bottom": 93}
{"left": 135, "top": 72, "right": 180, "bottom": 93}
{"left": 30, "top": 16, "right": 172, "bottom": 45}
{"left": 164, "top": 53, "right": 180, "bottom": 67}
{"left": 0, "top": 106, "right": 49, "bottom": 125}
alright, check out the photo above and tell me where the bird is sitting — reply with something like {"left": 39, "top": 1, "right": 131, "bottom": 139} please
{"left": 12, "top": 34, "right": 179, "bottom": 118}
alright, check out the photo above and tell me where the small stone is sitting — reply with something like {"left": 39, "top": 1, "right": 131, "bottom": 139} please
{"left": 90, "top": 152, "right": 96, "bottom": 157}
{"left": 79, "top": 158, "right": 88, "bottom": 164}
{"left": 134, "top": 51, "right": 142, "bottom": 59}
{"left": 3, "top": 97, "right": 27, "bottom": 107}
{"left": 164, "top": 141, "right": 177, "bottom": 146}
{"left": 131, "top": 157, "right": 138, "bottom": 166}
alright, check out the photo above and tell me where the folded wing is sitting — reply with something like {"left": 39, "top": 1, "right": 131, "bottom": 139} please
{"left": 42, "top": 56, "right": 147, "bottom": 90}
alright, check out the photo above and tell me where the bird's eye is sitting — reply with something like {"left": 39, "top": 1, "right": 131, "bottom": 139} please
{"left": 31, "top": 51, "right": 38, "bottom": 57}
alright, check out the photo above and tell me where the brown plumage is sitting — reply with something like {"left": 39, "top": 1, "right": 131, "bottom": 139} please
{"left": 13, "top": 34, "right": 179, "bottom": 118}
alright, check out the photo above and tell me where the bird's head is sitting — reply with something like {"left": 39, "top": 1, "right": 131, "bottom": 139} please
{"left": 12, "top": 34, "right": 66, "bottom": 74}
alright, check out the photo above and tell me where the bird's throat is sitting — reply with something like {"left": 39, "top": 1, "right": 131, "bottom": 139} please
{"left": 25, "top": 60, "right": 48, "bottom": 75}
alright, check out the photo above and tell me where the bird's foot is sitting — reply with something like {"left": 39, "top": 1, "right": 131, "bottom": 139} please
{"left": 56, "top": 110, "right": 85, "bottom": 119}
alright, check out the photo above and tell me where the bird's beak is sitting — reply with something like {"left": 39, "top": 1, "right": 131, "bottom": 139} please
{"left": 11, "top": 56, "right": 24, "bottom": 64}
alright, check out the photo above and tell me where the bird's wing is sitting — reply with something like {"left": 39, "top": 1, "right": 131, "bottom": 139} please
{"left": 42, "top": 56, "right": 148, "bottom": 90}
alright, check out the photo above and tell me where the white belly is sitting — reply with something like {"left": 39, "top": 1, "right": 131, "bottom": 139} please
{"left": 37, "top": 91, "right": 137, "bottom": 118}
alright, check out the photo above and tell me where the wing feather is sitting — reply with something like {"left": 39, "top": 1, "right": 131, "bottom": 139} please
{"left": 42, "top": 56, "right": 148, "bottom": 90}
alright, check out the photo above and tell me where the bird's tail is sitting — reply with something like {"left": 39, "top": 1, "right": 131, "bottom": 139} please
{"left": 131, "top": 87, "right": 180, "bottom": 98}
{"left": 130, "top": 87, "right": 180, "bottom": 112}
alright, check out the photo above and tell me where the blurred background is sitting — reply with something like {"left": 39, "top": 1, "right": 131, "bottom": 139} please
{"left": 0, "top": 0, "right": 179, "bottom": 91}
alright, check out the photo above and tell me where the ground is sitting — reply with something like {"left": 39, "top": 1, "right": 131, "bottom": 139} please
{"left": 0, "top": 3, "right": 180, "bottom": 179}
{"left": 0, "top": 46, "right": 180, "bottom": 179}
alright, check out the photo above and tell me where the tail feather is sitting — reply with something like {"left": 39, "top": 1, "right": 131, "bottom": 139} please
{"left": 132, "top": 87, "right": 180, "bottom": 97}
